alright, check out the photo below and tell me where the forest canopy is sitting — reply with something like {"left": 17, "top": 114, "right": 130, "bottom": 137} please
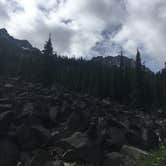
{"left": 0, "top": 35, "right": 166, "bottom": 111}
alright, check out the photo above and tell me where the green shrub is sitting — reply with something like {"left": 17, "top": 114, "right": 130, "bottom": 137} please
{"left": 140, "top": 146, "right": 166, "bottom": 166}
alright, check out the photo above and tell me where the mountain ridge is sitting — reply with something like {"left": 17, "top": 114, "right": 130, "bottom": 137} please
{"left": 0, "top": 28, "right": 39, "bottom": 54}
{"left": 0, "top": 28, "right": 151, "bottom": 72}
{"left": 91, "top": 55, "right": 135, "bottom": 68}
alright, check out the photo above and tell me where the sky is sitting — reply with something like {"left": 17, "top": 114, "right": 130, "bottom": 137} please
{"left": 0, "top": 0, "right": 166, "bottom": 71}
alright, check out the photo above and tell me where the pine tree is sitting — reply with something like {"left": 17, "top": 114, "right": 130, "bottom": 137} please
{"left": 42, "top": 34, "right": 55, "bottom": 86}
{"left": 43, "top": 34, "right": 53, "bottom": 57}
{"left": 120, "top": 50, "right": 124, "bottom": 70}
{"left": 119, "top": 50, "right": 125, "bottom": 101}
{"left": 131, "top": 49, "right": 144, "bottom": 108}
{"left": 136, "top": 49, "right": 142, "bottom": 81}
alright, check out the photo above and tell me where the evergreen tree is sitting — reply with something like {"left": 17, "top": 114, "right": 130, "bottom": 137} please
{"left": 119, "top": 50, "right": 125, "bottom": 101}
{"left": 131, "top": 49, "right": 144, "bottom": 108}
{"left": 1, "top": 31, "right": 166, "bottom": 110}
{"left": 120, "top": 50, "right": 124, "bottom": 70}
{"left": 43, "top": 34, "right": 53, "bottom": 57}
{"left": 136, "top": 49, "right": 142, "bottom": 80}
{"left": 42, "top": 34, "right": 55, "bottom": 86}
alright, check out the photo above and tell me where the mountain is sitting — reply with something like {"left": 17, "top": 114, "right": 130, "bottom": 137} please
{"left": 91, "top": 26, "right": 122, "bottom": 58}
{"left": 0, "top": 28, "right": 40, "bottom": 55}
{"left": 91, "top": 55, "right": 151, "bottom": 72}
{"left": 0, "top": 28, "right": 150, "bottom": 72}
{"left": 91, "top": 55, "right": 136, "bottom": 68}
{"left": 90, "top": 27, "right": 137, "bottom": 69}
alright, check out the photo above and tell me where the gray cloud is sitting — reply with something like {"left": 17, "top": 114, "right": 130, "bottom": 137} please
{"left": 0, "top": 0, "right": 166, "bottom": 70}
{"left": 113, "top": 0, "right": 166, "bottom": 70}
{"left": 0, "top": 1, "right": 9, "bottom": 23}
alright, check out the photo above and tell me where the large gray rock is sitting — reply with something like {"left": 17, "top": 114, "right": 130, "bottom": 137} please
{"left": 60, "top": 132, "right": 101, "bottom": 164}
{"left": 106, "top": 117, "right": 128, "bottom": 130}
{"left": 0, "top": 111, "right": 15, "bottom": 132}
{"left": 66, "top": 110, "right": 90, "bottom": 133}
{"left": 62, "top": 149, "right": 77, "bottom": 162}
{"left": 105, "top": 127, "right": 126, "bottom": 151}
{"left": 0, "top": 139, "right": 19, "bottom": 166}
{"left": 122, "top": 155, "right": 137, "bottom": 166}
{"left": 16, "top": 125, "right": 39, "bottom": 150}
{"left": 121, "top": 145, "right": 148, "bottom": 161}
{"left": 20, "top": 151, "right": 32, "bottom": 166}
{"left": 0, "top": 104, "right": 12, "bottom": 111}
{"left": 102, "top": 152, "right": 123, "bottom": 166}
{"left": 23, "top": 102, "right": 34, "bottom": 115}
{"left": 63, "top": 163, "right": 77, "bottom": 166}
{"left": 146, "top": 128, "right": 159, "bottom": 149}
{"left": 126, "top": 129, "right": 142, "bottom": 147}
{"left": 46, "top": 161, "right": 65, "bottom": 166}
{"left": 31, "top": 125, "right": 52, "bottom": 145}
{"left": 18, "top": 102, "right": 42, "bottom": 126}
{"left": 29, "top": 149, "right": 51, "bottom": 166}
{"left": 16, "top": 125, "right": 51, "bottom": 150}
{"left": 49, "top": 106, "right": 59, "bottom": 124}
{"left": 4, "top": 83, "right": 14, "bottom": 89}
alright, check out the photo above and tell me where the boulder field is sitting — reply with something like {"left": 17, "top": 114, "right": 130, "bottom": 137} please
{"left": 0, "top": 77, "right": 165, "bottom": 166}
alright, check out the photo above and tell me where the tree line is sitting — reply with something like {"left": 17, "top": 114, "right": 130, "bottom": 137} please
{"left": 0, "top": 36, "right": 166, "bottom": 111}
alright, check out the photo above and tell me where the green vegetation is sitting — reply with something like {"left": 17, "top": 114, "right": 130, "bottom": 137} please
{"left": 141, "top": 147, "right": 166, "bottom": 166}
{"left": 1, "top": 35, "right": 166, "bottom": 110}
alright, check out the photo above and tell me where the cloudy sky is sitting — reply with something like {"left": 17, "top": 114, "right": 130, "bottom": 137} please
{"left": 0, "top": 0, "right": 166, "bottom": 71}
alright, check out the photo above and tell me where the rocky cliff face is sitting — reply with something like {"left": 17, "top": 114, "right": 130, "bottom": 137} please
{"left": 0, "top": 28, "right": 39, "bottom": 54}
{"left": 0, "top": 77, "right": 164, "bottom": 166}
{"left": 91, "top": 55, "right": 136, "bottom": 68}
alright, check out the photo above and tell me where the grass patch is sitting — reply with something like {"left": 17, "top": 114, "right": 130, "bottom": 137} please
{"left": 140, "top": 146, "right": 166, "bottom": 166}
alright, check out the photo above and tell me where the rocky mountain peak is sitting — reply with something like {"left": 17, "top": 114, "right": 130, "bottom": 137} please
{"left": 0, "top": 28, "right": 39, "bottom": 53}
{"left": 0, "top": 28, "right": 9, "bottom": 37}
{"left": 91, "top": 55, "right": 136, "bottom": 68}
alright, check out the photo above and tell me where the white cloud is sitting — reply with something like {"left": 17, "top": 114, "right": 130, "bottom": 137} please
{"left": 113, "top": 0, "right": 166, "bottom": 70}
{"left": 0, "top": 0, "right": 166, "bottom": 70}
